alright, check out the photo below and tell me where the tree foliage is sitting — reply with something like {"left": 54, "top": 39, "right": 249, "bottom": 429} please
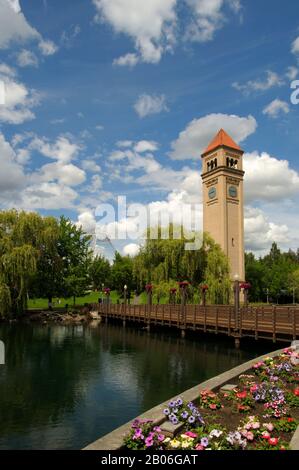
{"left": 0, "top": 210, "right": 93, "bottom": 316}
{"left": 245, "top": 243, "right": 299, "bottom": 303}
{"left": 89, "top": 255, "right": 111, "bottom": 290}
{"left": 133, "top": 225, "right": 231, "bottom": 304}
{"left": 0, "top": 210, "right": 58, "bottom": 316}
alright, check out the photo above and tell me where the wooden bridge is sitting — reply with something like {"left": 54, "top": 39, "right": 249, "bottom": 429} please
{"left": 97, "top": 303, "right": 299, "bottom": 345}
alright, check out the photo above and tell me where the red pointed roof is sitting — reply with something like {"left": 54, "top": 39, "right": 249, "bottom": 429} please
{"left": 202, "top": 129, "right": 243, "bottom": 156}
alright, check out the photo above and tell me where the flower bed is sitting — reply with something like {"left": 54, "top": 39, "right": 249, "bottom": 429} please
{"left": 123, "top": 347, "right": 299, "bottom": 450}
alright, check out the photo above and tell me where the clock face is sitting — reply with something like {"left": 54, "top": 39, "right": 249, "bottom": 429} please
{"left": 208, "top": 187, "right": 216, "bottom": 199}
{"left": 229, "top": 185, "right": 237, "bottom": 198}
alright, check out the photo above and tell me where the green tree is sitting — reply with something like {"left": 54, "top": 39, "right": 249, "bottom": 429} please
{"left": 0, "top": 210, "right": 58, "bottom": 316}
{"left": 58, "top": 216, "right": 92, "bottom": 305}
{"left": 203, "top": 234, "right": 231, "bottom": 304}
{"left": 111, "top": 252, "right": 135, "bottom": 295}
{"left": 288, "top": 269, "right": 299, "bottom": 303}
{"left": 89, "top": 255, "right": 111, "bottom": 290}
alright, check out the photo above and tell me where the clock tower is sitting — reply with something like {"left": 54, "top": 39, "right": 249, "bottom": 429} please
{"left": 201, "top": 129, "right": 245, "bottom": 281}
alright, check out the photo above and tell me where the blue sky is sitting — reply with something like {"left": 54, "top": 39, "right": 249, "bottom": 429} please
{"left": 0, "top": 0, "right": 299, "bottom": 258}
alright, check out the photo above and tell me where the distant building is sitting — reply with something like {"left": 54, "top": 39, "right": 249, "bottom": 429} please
{"left": 201, "top": 129, "right": 245, "bottom": 281}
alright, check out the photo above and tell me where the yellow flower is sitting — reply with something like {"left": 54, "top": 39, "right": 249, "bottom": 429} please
{"left": 182, "top": 441, "right": 192, "bottom": 449}
{"left": 169, "top": 439, "right": 181, "bottom": 449}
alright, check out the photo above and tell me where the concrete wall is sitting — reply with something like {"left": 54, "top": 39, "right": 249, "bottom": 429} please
{"left": 83, "top": 347, "right": 299, "bottom": 451}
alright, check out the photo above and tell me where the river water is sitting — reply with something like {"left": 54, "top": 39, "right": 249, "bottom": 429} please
{"left": 0, "top": 321, "right": 272, "bottom": 449}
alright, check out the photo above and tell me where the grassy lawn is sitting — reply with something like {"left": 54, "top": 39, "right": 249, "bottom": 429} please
{"left": 28, "top": 290, "right": 121, "bottom": 309}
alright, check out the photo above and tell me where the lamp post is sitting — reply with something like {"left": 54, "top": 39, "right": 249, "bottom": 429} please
{"left": 240, "top": 282, "right": 251, "bottom": 307}
{"left": 265, "top": 288, "right": 269, "bottom": 304}
{"left": 169, "top": 288, "right": 177, "bottom": 305}
{"left": 145, "top": 284, "right": 153, "bottom": 306}
{"left": 178, "top": 282, "right": 189, "bottom": 323}
{"left": 124, "top": 284, "right": 128, "bottom": 305}
{"left": 101, "top": 283, "right": 104, "bottom": 304}
{"left": 200, "top": 284, "right": 209, "bottom": 306}
{"left": 233, "top": 274, "right": 240, "bottom": 333}
{"left": 292, "top": 287, "right": 296, "bottom": 305}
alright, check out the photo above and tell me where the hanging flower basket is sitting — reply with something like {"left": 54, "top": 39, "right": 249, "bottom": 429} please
{"left": 240, "top": 282, "right": 251, "bottom": 290}
{"left": 200, "top": 284, "right": 209, "bottom": 292}
{"left": 178, "top": 281, "right": 189, "bottom": 289}
{"left": 145, "top": 284, "right": 153, "bottom": 293}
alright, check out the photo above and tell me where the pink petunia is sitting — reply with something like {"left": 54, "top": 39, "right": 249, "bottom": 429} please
{"left": 185, "top": 431, "right": 197, "bottom": 438}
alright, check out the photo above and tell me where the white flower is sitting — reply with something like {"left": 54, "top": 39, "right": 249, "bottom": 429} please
{"left": 209, "top": 429, "right": 223, "bottom": 439}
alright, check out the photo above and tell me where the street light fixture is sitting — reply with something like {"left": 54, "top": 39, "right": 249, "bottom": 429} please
{"left": 101, "top": 283, "right": 104, "bottom": 304}
{"left": 124, "top": 284, "right": 128, "bottom": 305}
{"left": 233, "top": 274, "right": 240, "bottom": 332}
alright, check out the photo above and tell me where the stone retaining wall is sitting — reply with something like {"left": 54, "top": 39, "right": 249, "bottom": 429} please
{"left": 84, "top": 347, "right": 299, "bottom": 451}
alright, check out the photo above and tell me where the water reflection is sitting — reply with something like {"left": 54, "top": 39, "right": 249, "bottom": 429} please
{"left": 0, "top": 322, "right": 272, "bottom": 449}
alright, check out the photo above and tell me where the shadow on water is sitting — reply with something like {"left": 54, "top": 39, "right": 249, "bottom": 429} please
{"left": 0, "top": 321, "right": 277, "bottom": 449}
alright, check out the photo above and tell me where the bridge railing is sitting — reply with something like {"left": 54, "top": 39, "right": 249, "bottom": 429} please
{"left": 96, "top": 303, "right": 299, "bottom": 341}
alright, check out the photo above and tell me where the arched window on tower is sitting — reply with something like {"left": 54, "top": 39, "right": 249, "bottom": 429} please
{"left": 214, "top": 158, "right": 217, "bottom": 168}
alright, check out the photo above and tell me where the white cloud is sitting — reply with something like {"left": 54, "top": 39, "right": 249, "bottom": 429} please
{"left": 17, "top": 49, "right": 38, "bottom": 67}
{"left": 61, "top": 24, "right": 81, "bottom": 48}
{"left": 95, "top": 124, "right": 104, "bottom": 131}
{"left": 232, "top": 70, "right": 284, "bottom": 95}
{"left": 134, "top": 140, "right": 158, "bottom": 153}
{"left": 244, "top": 207, "right": 289, "bottom": 252}
{"left": 123, "top": 243, "right": 140, "bottom": 256}
{"left": 134, "top": 94, "right": 168, "bottom": 118}
{"left": 0, "top": 62, "right": 16, "bottom": 77}
{"left": 0, "top": 67, "right": 39, "bottom": 124}
{"left": 36, "top": 162, "right": 86, "bottom": 187}
{"left": 0, "top": 132, "right": 25, "bottom": 198}
{"left": 82, "top": 159, "right": 101, "bottom": 172}
{"left": 0, "top": 0, "right": 58, "bottom": 57}
{"left": 262, "top": 99, "right": 290, "bottom": 119}
{"left": 89, "top": 174, "right": 103, "bottom": 192}
{"left": 185, "top": 0, "right": 238, "bottom": 43}
{"left": 21, "top": 182, "right": 78, "bottom": 210}
{"left": 0, "top": 0, "right": 38, "bottom": 48}
{"left": 38, "top": 39, "right": 58, "bottom": 56}
{"left": 76, "top": 210, "right": 97, "bottom": 233}
{"left": 170, "top": 113, "right": 257, "bottom": 160}
{"left": 29, "top": 135, "right": 81, "bottom": 163}
{"left": 291, "top": 36, "right": 299, "bottom": 56}
{"left": 116, "top": 140, "right": 133, "bottom": 148}
{"left": 286, "top": 66, "right": 298, "bottom": 81}
{"left": 93, "top": 0, "right": 177, "bottom": 64}
{"left": 113, "top": 53, "right": 139, "bottom": 67}
{"left": 244, "top": 152, "right": 299, "bottom": 203}
{"left": 94, "top": 0, "right": 242, "bottom": 65}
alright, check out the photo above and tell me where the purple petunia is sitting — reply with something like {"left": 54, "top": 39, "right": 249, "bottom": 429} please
{"left": 163, "top": 408, "right": 170, "bottom": 415}
{"left": 145, "top": 437, "right": 153, "bottom": 447}
{"left": 188, "top": 415, "right": 195, "bottom": 424}
{"left": 200, "top": 437, "right": 209, "bottom": 448}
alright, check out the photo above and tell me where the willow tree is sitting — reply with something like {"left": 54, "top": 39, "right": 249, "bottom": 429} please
{"left": 133, "top": 225, "right": 205, "bottom": 290}
{"left": 203, "top": 234, "right": 231, "bottom": 304}
{"left": 0, "top": 210, "right": 59, "bottom": 317}
{"left": 132, "top": 225, "right": 231, "bottom": 304}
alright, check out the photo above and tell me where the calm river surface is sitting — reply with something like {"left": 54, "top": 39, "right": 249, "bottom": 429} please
{"left": 0, "top": 322, "right": 272, "bottom": 449}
